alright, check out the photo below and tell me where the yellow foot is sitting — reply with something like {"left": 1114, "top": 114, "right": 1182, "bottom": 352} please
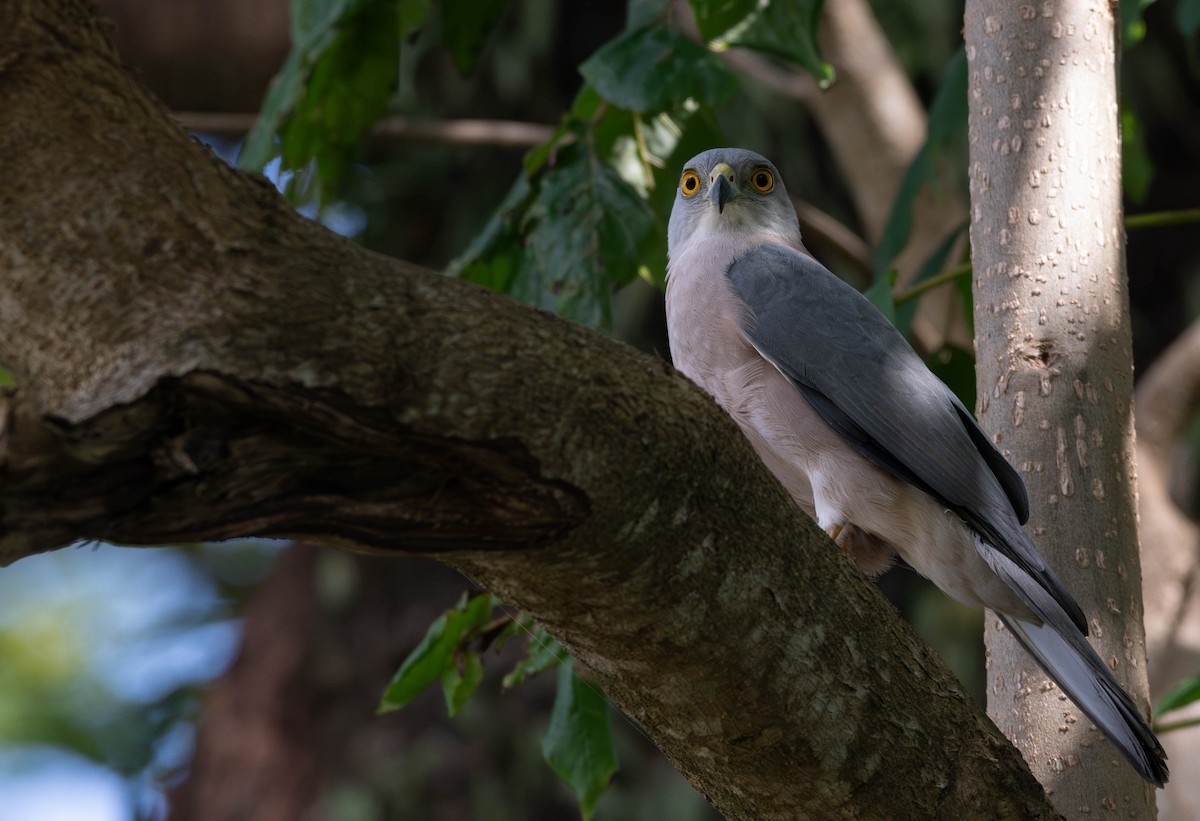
{"left": 826, "top": 523, "right": 844, "bottom": 546}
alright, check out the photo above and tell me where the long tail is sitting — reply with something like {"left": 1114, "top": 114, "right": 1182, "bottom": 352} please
{"left": 1000, "top": 615, "right": 1168, "bottom": 787}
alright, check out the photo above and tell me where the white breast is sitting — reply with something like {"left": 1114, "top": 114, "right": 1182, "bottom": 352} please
{"left": 665, "top": 231, "right": 820, "bottom": 515}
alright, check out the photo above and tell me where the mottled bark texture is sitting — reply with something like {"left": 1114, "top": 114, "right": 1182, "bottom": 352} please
{"left": 0, "top": 1, "right": 1065, "bottom": 818}
{"left": 966, "top": 1, "right": 1156, "bottom": 816}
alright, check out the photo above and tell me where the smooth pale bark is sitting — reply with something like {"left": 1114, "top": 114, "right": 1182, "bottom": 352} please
{"left": 0, "top": 1, "right": 1066, "bottom": 818}
{"left": 966, "top": 1, "right": 1156, "bottom": 816}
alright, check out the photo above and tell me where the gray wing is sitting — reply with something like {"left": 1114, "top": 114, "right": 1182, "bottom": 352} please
{"left": 726, "top": 243, "right": 1086, "bottom": 634}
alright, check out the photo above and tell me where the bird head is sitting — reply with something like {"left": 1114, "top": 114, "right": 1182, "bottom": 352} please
{"left": 667, "top": 148, "right": 801, "bottom": 256}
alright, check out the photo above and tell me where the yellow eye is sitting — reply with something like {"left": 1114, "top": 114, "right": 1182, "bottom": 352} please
{"left": 680, "top": 170, "right": 701, "bottom": 197}
{"left": 749, "top": 166, "right": 774, "bottom": 193}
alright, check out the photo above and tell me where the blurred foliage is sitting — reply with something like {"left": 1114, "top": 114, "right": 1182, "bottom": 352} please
{"left": 238, "top": 0, "right": 1200, "bottom": 812}
{"left": 247, "top": 0, "right": 835, "bottom": 327}
{"left": 380, "top": 593, "right": 620, "bottom": 818}
{"left": 869, "top": 47, "right": 966, "bottom": 284}
{"left": 1123, "top": 108, "right": 1156, "bottom": 205}
{"left": 865, "top": 0, "right": 961, "bottom": 90}
{"left": 240, "top": 0, "right": 411, "bottom": 196}
{"left": 1122, "top": 0, "right": 1159, "bottom": 45}
{"left": 0, "top": 543, "right": 279, "bottom": 817}
{"left": 10, "top": 0, "right": 1200, "bottom": 817}
{"left": 690, "top": 0, "right": 832, "bottom": 86}
{"left": 541, "top": 659, "right": 618, "bottom": 821}
{"left": 379, "top": 591, "right": 499, "bottom": 715}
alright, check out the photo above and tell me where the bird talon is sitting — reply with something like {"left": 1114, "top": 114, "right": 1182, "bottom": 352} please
{"left": 826, "top": 523, "right": 845, "bottom": 546}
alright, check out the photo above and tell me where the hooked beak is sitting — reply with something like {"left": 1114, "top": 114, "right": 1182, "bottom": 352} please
{"left": 709, "top": 163, "right": 739, "bottom": 214}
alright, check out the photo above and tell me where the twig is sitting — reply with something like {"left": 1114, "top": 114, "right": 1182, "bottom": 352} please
{"left": 893, "top": 262, "right": 972, "bottom": 306}
{"left": 1153, "top": 715, "right": 1200, "bottom": 735}
{"left": 632, "top": 113, "right": 656, "bottom": 191}
{"left": 1126, "top": 209, "right": 1200, "bottom": 230}
{"left": 172, "top": 112, "right": 555, "bottom": 149}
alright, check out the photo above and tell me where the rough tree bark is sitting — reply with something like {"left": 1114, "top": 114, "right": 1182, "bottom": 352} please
{"left": 0, "top": 1, "right": 1069, "bottom": 818}
{"left": 966, "top": 1, "right": 1157, "bottom": 817}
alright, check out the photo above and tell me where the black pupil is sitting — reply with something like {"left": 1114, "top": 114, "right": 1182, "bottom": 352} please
{"left": 684, "top": 176, "right": 696, "bottom": 191}
{"left": 755, "top": 172, "right": 769, "bottom": 188}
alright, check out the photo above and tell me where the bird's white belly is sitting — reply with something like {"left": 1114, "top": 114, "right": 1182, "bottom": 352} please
{"left": 666, "top": 260, "right": 817, "bottom": 515}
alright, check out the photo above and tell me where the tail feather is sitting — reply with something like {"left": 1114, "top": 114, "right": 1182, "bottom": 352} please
{"left": 1001, "top": 615, "right": 1168, "bottom": 787}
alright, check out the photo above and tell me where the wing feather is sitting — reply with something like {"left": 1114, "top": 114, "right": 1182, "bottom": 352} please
{"left": 726, "top": 243, "right": 1082, "bottom": 632}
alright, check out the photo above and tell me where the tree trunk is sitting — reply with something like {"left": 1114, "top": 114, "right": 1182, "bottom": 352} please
{"left": 0, "top": 1, "right": 1066, "bottom": 818}
{"left": 966, "top": 1, "right": 1157, "bottom": 816}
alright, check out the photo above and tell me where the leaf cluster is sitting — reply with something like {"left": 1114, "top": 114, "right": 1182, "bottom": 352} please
{"left": 379, "top": 593, "right": 616, "bottom": 818}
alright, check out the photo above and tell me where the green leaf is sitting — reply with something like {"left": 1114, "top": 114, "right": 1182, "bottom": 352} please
{"left": 442, "top": 0, "right": 507, "bottom": 75}
{"left": 689, "top": 0, "right": 832, "bottom": 87}
{"left": 241, "top": 0, "right": 418, "bottom": 198}
{"left": 0, "top": 368, "right": 14, "bottom": 387}
{"left": 580, "top": 26, "right": 737, "bottom": 113}
{"left": 452, "top": 143, "right": 655, "bottom": 326}
{"left": 292, "top": 0, "right": 360, "bottom": 46}
{"left": 441, "top": 650, "right": 485, "bottom": 717}
{"left": 240, "top": 48, "right": 307, "bottom": 173}
{"left": 871, "top": 46, "right": 967, "bottom": 281}
{"left": 490, "top": 611, "right": 531, "bottom": 652}
{"left": 456, "top": 70, "right": 723, "bottom": 321}
{"left": 1121, "top": 109, "right": 1154, "bottom": 205}
{"left": 447, "top": 173, "right": 534, "bottom": 293}
{"left": 1155, "top": 673, "right": 1200, "bottom": 716}
{"left": 613, "top": 106, "right": 726, "bottom": 288}
{"left": 378, "top": 592, "right": 496, "bottom": 713}
{"left": 542, "top": 660, "right": 618, "bottom": 820}
{"left": 280, "top": 5, "right": 401, "bottom": 192}
{"left": 503, "top": 627, "right": 566, "bottom": 688}
{"left": 520, "top": 150, "right": 655, "bottom": 324}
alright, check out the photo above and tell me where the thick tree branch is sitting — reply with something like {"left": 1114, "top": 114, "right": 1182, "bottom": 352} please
{"left": 0, "top": 2, "right": 1060, "bottom": 818}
